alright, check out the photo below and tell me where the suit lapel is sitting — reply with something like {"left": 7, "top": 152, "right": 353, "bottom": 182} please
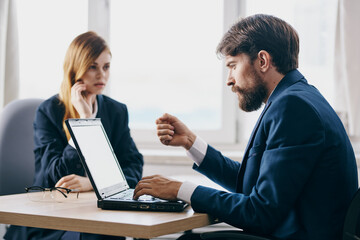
{"left": 236, "top": 102, "right": 271, "bottom": 192}
{"left": 235, "top": 69, "right": 306, "bottom": 193}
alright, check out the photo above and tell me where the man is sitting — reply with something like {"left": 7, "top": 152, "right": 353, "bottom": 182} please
{"left": 133, "top": 14, "right": 358, "bottom": 239}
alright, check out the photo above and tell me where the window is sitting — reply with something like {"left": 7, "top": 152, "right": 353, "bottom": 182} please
{"left": 245, "top": 0, "right": 337, "bottom": 104}
{"left": 236, "top": 0, "right": 338, "bottom": 144}
{"left": 17, "top": 0, "right": 238, "bottom": 145}
{"left": 17, "top": 0, "right": 87, "bottom": 100}
{"left": 109, "top": 0, "right": 237, "bottom": 144}
{"left": 16, "top": 0, "right": 338, "bottom": 147}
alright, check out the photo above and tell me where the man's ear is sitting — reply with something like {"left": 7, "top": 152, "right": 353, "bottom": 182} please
{"left": 257, "top": 50, "right": 271, "bottom": 73}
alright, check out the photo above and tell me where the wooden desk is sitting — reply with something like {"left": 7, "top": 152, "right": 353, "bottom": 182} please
{"left": 0, "top": 192, "right": 216, "bottom": 238}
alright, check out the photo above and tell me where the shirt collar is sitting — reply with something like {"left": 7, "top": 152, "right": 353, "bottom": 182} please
{"left": 91, "top": 98, "right": 98, "bottom": 118}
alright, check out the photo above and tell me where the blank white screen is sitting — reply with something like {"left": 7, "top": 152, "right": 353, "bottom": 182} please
{"left": 71, "top": 125, "right": 126, "bottom": 191}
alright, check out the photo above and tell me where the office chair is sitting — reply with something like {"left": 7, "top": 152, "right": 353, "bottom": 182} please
{"left": 343, "top": 188, "right": 360, "bottom": 240}
{"left": 200, "top": 230, "right": 274, "bottom": 240}
{"left": 0, "top": 98, "right": 43, "bottom": 195}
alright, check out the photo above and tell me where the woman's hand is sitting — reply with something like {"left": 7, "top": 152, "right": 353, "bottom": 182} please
{"left": 71, "top": 80, "right": 95, "bottom": 118}
{"left": 55, "top": 174, "right": 93, "bottom": 192}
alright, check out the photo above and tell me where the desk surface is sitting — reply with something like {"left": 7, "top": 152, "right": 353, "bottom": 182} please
{"left": 0, "top": 192, "right": 216, "bottom": 238}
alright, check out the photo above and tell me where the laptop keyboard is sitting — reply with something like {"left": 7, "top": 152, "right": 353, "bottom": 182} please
{"left": 109, "top": 189, "right": 155, "bottom": 202}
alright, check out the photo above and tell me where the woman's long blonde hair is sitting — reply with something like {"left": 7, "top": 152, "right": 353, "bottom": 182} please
{"left": 59, "top": 31, "right": 111, "bottom": 140}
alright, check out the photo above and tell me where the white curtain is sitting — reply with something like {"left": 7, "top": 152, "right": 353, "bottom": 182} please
{"left": 0, "top": 0, "right": 19, "bottom": 109}
{"left": 334, "top": 0, "right": 360, "bottom": 154}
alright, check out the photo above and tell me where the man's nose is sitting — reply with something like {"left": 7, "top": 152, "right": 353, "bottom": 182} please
{"left": 226, "top": 73, "right": 235, "bottom": 86}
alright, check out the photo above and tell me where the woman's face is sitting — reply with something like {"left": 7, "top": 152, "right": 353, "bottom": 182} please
{"left": 80, "top": 50, "right": 111, "bottom": 95}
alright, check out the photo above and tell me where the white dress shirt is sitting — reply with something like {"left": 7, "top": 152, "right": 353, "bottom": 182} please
{"left": 177, "top": 136, "right": 208, "bottom": 204}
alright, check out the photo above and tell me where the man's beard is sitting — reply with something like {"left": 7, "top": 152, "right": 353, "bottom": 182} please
{"left": 234, "top": 71, "right": 268, "bottom": 112}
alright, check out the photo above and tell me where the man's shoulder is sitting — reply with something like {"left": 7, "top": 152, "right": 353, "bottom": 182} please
{"left": 272, "top": 80, "right": 327, "bottom": 111}
{"left": 270, "top": 90, "right": 316, "bottom": 111}
{"left": 264, "top": 89, "right": 325, "bottom": 129}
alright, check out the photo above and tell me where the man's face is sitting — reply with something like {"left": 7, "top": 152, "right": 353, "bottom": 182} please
{"left": 225, "top": 54, "right": 268, "bottom": 112}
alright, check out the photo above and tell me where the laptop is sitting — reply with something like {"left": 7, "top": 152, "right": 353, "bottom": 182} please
{"left": 65, "top": 118, "right": 188, "bottom": 212}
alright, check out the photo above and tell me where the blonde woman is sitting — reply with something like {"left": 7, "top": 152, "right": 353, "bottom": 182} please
{"left": 5, "top": 31, "right": 143, "bottom": 240}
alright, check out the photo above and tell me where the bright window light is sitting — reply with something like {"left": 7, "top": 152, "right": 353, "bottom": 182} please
{"left": 17, "top": 0, "right": 87, "bottom": 100}
{"left": 109, "top": 0, "right": 224, "bottom": 130}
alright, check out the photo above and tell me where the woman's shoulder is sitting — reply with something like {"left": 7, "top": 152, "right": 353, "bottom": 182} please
{"left": 98, "top": 95, "right": 127, "bottom": 111}
{"left": 39, "top": 94, "right": 61, "bottom": 108}
{"left": 37, "top": 94, "right": 64, "bottom": 116}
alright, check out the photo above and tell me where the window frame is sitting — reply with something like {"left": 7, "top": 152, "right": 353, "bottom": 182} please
{"left": 88, "top": 0, "right": 245, "bottom": 146}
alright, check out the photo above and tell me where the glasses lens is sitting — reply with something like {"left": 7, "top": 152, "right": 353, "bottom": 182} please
{"left": 53, "top": 189, "right": 80, "bottom": 202}
{"left": 26, "top": 188, "right": 45, "bottom": 202}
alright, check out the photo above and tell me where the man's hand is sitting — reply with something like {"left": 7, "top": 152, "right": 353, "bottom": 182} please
{"left": 156, "top": 113, "right": 196, "bottom": 150}
{"left": 133, "top": 175, "right": 182, "bottom": 201}
{"left": 55, "top": 174, "right": 93, "bottom": 192}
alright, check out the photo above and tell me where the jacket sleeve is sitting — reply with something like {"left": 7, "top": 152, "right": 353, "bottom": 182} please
{"left": 193, "top": 146, "right": 241, "bottom": 193}
{"left": 190, "top": 95, "right": 325, "bottom": 234}
{"left": 33, "top": 103, "right": 84, "bottom": 187}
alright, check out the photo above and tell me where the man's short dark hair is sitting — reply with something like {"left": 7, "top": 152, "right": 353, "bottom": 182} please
{"left": 217, "top": 14, "right": 299, "bottom": 75}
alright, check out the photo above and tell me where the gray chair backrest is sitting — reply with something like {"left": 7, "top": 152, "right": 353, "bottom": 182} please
{"left": 0, "top": 98, "right": 43, "bottom": 195}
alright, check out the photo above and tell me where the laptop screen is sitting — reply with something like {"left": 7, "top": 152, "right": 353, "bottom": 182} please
{"left": 68, "top": 119, "right": 129, "bottom": 198}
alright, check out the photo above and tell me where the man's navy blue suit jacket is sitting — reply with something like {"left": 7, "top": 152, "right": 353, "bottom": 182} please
{"left": 191, "top": 70, "right": 358, "bottom": 239}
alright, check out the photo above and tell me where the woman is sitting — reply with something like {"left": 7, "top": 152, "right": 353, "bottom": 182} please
{"left": 5, "top": 31, "right": 143, "bottom": 240}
